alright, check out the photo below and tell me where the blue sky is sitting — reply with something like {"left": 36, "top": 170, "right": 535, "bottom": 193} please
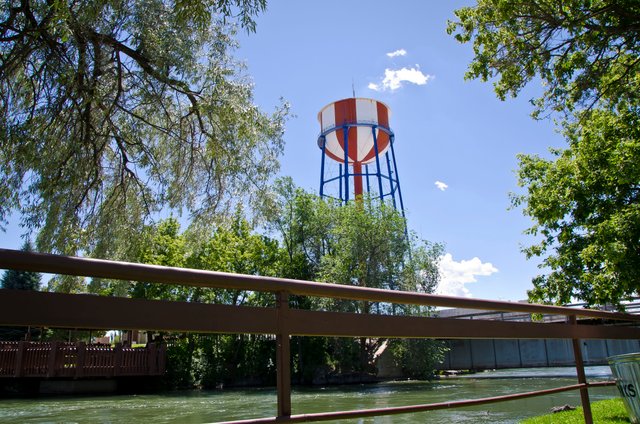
{"left": 234, "top": 0, "right": 565, "bottom": 301}
{"left": 1, "top": 1, "right": 565, "bottom": 302}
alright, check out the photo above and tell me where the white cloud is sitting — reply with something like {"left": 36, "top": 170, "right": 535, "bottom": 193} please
{"left": 436, "top": 253, "right": 498, "bottom": 298}
{"left": 435, "top": 181, "right": 448, "bottom": 191}
{"left": 368, "top": 67, "right": 434, "bottom": 92}
{"left": 386, "top": 49, "right": 407, "bottom": 58}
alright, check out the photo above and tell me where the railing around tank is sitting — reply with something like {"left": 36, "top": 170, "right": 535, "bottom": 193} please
{"left": 1, "top": 248, "right": 640, "bottom": 423}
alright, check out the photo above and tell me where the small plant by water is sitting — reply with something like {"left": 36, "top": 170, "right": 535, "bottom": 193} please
{"left": 521, "top": 398, "right": 629, "bottom": 423}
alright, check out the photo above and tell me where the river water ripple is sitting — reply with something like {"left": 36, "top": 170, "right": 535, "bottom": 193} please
{"left": 0, "top": 366, "right": 620, "bottom": 423}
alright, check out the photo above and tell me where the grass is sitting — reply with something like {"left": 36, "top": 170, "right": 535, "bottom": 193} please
{"left": 521, "top": 398, "right": 631, "bottom": 423}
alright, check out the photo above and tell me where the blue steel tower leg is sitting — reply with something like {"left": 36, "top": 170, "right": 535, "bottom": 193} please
{"left": 343, "top": 126, "right": 349, "bottom": 203}
{"left": 385, "top": 151, "right": 396, "bottom": 208}
{"left": 372, "top": 126, "right": 384, "bottom": 200}
{"left": 389, "top": 134, "right": 406, "bottom": 218}
{"left": 319, "top": 136, "right": 326, "bottom": 198}
{"left": 338, "top": 164, "right": 343, "bottom": 202}
{"left": 365, "top": 164, "right": 371, "bottom": 193}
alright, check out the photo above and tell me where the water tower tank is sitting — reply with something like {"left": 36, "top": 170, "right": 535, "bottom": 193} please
{"left": 317, "top": 97, "right": 405, "bottom": 212}
{"left": 318, "top": 98, "right": 391, "bottom": 166}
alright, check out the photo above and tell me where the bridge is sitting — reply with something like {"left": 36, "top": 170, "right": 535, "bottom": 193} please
{"left": 0, "top": 341, "right": 165, "bottom": 379}
{"left": 1, "top": 248, "right": 640, "bottom": 423}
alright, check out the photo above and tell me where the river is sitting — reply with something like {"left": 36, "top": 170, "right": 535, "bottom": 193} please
{"left": 0, "top": 366, "right": 620, "bottom": 423}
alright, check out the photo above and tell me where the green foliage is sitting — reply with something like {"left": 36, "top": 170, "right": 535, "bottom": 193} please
{"left": 188, "top": 208, "right": 280, "bottom": 306}
{"left": 262, "top": 177, "right": 333, "bottom": 282}
{"left": 1, "top": 264, "right": 40, "bottom": 291}
{"left": 1, "top": 240, "right": 41, "bottom": 290}
{"left": 264, "top": 180, "right": 445, "bottom": 379}
{"left": 317, "top": 197, "right": 409, "bottom": 315}
{"left": 451, "top": 0, "right": 640, "bottom": 306}
{"left": 448, "top": 0, "right": 640, "bottom": 117}
{"left": 165, "top": 333, "right": 277, "bottom": 389}
{"left": 125, "top": 214, "right": 282, "bottom": 388}
{"left": 290, "top": 336, "right": 330, "bottom": 384}
{"left": 129, "top": 212, "right": 280, "bottom": 304}
{"left": 326, "top": 337, "right": 366, "bottom": 375}
{"left": 165, "top": 335, "right": 200, "bottom": 389}
{"left": 46, "top": 275, "right": 86, "bottom": 294}
{"left": 0, "top": 0, "right": 287, "bottom": 256}
{"left": 120, "top": 192, "right": 444, "bottom": 387}
{"left": 217, "top": 334, "right": 277, "bottom": 385}
{"left": 515, "top": 107, "right": 640, "bottom": 307}
{"left": 264, "top": 178, "right": 444, "bottom": 299}
{"left": 130, "top": 217, "right": 189, "bottom": 300}
{"left": 191, "top": 210, "right": 278, "bottom": 277}
{"left": 389, "top": 338, "right": 447, "bottom": 380}
{"left": 399, "top": 240, "right": 445, "bottom": 313}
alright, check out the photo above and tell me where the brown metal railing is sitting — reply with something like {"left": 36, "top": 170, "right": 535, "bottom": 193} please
{"left": 0, "top": 340, "right": 165, "bottom": 378}
{"left": 437, "top": 300, "right": 640, "bottom": 322}
{"left": 1, "top": 248, "right": 639, "bottom": 423}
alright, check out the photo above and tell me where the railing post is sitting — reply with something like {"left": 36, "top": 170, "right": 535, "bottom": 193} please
{"left": 114, "top": 343, "right": 123, "bottom": 377}
{"left": 276, "top": 291, "right": 291, "bottom": 418}
{"left": 14, "top": 341, "right": 26, "bottom": 377}
{"left": 47, "top": 341, "right": 59, "bottom": 378}
{"left": 75, "top": 341, "right": 86, "bottom": 378}
{"left": 148, "top": 343, "right": 158, "bottom": 375}
{"left": 570, "top": 315, "right": 593, "bottom": 424}
{"left": 157, "top": 344, "right": 166, "bottom": 374}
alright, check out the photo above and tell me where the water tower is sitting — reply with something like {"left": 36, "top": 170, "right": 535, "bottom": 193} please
{"left": 317, "top": 98, "right": 405, "bottom": 213}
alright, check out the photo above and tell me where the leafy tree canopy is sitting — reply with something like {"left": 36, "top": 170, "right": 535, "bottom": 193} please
{"left": 450, "top": 0, "right": 640, "bottom": 307}
{"left": 514, "top": 107, "right": 640, "bottom": 306}
{"left": 448, "top": 0, "right": 640, "bottom": 117}
{"left": 263, "top": 178, "right": 444, "bottom": 313}
{"left": 0, "top": 0, "right": 287, "bottom": 256}
{"left": 260, "top": 179, "right": 445, "bottom": 376}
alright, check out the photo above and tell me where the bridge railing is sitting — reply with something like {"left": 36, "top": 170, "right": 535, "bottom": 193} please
{"left": 436, "top": 300, "right": 640, "bottom": 323}
{"left": 0, "top": 340, "right": 165, "bottom": 378}
{"left": 1, "top": 248, "right": 639, "bottom": 423}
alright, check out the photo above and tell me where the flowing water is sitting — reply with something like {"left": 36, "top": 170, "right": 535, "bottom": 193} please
{"left": 0, "top": 367, "right": 620, "bottom": 423}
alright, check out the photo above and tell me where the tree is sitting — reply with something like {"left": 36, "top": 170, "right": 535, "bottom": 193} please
{"left": 264, "top": 180, "right": 445, "bottom": 379}
{"left": 448, "top": 0, "right": 640, "bottom": 117}
{"left": 317, "top": 196, "right": 414, "bottom": 314}
{"left": 125, "top": 214, "right": 282, "bottom": 388}
{"left": 261, "top": 177, "right": 333, "bottom": 283}
{"left": 1, "top": 240, "right": 41, "bottom": 290}
{"left": 187, "top": 207, "right": 280, "bottom": 306}
{"left": 0, "top": 0, "right": 287, "bottom": 256}
{"left": 316, "top": 196, "right": 413, "bottom": 374}
{"left": 187, "top": 210, "right": 282, "bottom": 387}
{"left": 514, "top": 107, "right": 640, "bottom": 307}
{"left": 449, "top": 0, "right": 640, "bottom": 307}
{"left": 129, "top": 217, "right": 188, "bottom": 300}
{"left": 389, "top": 338, "right": 446, "bottom": 380}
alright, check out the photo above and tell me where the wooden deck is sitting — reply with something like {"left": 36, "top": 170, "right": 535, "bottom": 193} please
{"left": 0, "top": 341, "right": 165, "bottom": 378}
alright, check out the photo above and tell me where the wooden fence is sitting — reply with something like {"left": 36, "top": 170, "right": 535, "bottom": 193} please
{"left": 0, "top": 341, "right": 165, "bottom": 378}
{"left": 1, "top": 247, "right": 640, "bottom": 423}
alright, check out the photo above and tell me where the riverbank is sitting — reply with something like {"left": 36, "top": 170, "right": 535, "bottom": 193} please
{"left": 0, "top": 376, "right": 165, "bottom": 397}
